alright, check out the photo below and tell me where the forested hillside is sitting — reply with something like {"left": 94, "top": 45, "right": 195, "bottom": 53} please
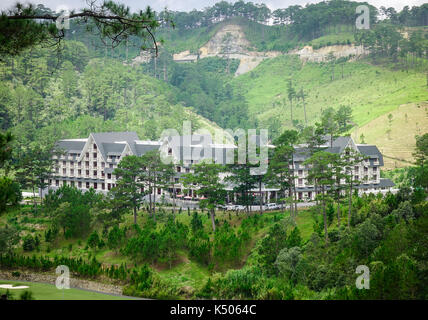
{"left": 0, "top": 1, "right": 427, "bottom": 167}
{"left": 0, "top": 0, "right": 428, "bottom": 303}
{"left": 0, "top": 41, "right": 223, "bottom": 156}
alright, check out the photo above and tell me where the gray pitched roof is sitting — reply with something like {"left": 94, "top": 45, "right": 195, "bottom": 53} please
{"left": 92, "top": 132, "right": 139, "bottom": 160}
{"left": 379, "top": 178, "right": 395, "bottom": 188}
{"left": 167, "top": 135, "right": 235, "bottom": 164}
{"left": 357, "top": 145, "right": 384, "bottom": 166}
{"left": 55, "top": 140, "right": 86, "bottom": 154}
{"left": 332, "top": 136, "right": 352, "bottom": 152}
{"left": 135, "top": 144, "right": 160, "bottom": 156}
{"left": 102, "top": 142, "right": 126, "bottom": 156}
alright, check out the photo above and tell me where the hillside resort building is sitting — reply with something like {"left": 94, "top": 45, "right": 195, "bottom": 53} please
{"left": 47, "top": 132, "right": 395, "bottom": 205}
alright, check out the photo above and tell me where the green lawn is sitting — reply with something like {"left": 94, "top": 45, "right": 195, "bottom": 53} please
{"left": 0, "top": 280, "right": 132, "bottom": 300}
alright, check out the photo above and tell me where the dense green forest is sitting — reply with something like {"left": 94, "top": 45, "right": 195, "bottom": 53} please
{"left": 0, "top": 0, "right": 427, "bottom": 301}
{"left": 1, "top": 1, "right": 426, "bottom": 150}
{"left": 0, "top": 42, "right": 212, "bottom": 153}
{"left": 1, "top": 130, "right": 427, "bottom": 300}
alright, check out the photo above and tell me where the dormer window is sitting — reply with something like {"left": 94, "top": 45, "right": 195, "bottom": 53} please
{"left": 93, "top": 153, "right": 97, "bottom": 158}
{"left": 93, "top": 144, "right": 97, "bottom": 150}
{"left": 168, "top": 148, "right": 172, "bottom": 155}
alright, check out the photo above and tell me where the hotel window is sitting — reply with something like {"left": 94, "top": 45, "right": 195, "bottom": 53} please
{"left": 158, "top": 188, "right": 161, "bottom": 195}
{"left": 71, "top": 181, "right": 75, "bottom": 187}
{"left": 373, "top": 175, "right": 377, "bottom": 181}
{"left": 354, "top": 166, "right": 359, "bottom": 171}
{"left": 70, "top": 161, "right": 74, "bottom": 166}
{"left": 85, "top": 161, "right": 89, "bottom": 167}
{"left": 101, "top": 162, "right": 105, "bottom": 168}
{"left": 86, "top": 182, "right": 90, "bottom": 189}
{"left": 78, "top": 169, "right": 81, "bottom": 176}
{"left": 355, "top": 175, "right": 359, "bottom": 180}
{"left": 185, "top": 168, "right": 190, "bottom": 173}
{"left": 107, "top": 173, "right": 112, "bottom": 179}
{"left": 168, "top": 148, "right": 172, "bottom": 155}
{"left": 108, "top": 183, "right": 111, "bottom": 190}
{"left": 109, "top": 164, "right": 113, "bottom": 168}
{"left": 94, "top": 183, "right": 97, "bottom": 190}
{"left": 86, "top": 170, "right": 89, "bottom": 176}
{"left": 78, "top": 181, "right": 82, "bottom": 188}
{"left": 63, "top": 161, "right": 66, "bottom": 165}
{"left": 78, "top": 162, "right": 81, "bottom": 168}
{"left": 177, "top": 166, "right": 181, "bottom": 172}
{"left": 101, "top": 172, "right": 105, "bottom": 177}
{"left": 70, "top": 169, "right": 74, "bottom": 176}
{"left": 55, "top": 180, "right": 59, "bottom": 186}
{"left": 93, "top": 170, "right": 97, "bottom": 176}
{"left": 86, "top": 152, "right": 89, "bottom": 158}
{"left": 63, "top": 168, "right": 66, "bottom": 174}
{"left": 93, "top": 161, "right": 97, "bottom": 167}
{"left": 93, "top": 144, "right": 97, "bottom": 150}
{"left": 102, "top": 183, "right": 105, "bottom": 190}
{"left": 373, "top": 167, "right": 377, "bottom": 172}
{"left": 93, "top": 153, "right": 97, "bottom": 158}
{"left": 298, "top": 170, "right": 303, "bottom": 176}
{"left": 298, "top": 178, "right": 303, "bottom": 186}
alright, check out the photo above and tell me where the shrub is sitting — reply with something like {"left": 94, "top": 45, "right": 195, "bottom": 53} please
{"left": 11, "top": 271, "right": 21, "bottom": 277}
{"left": 22, "top": 235, "right": 36, "bottom": 252}
{"left": 19, "top": 291, "right": 34, "bottom": 300}
{"left": 0, "top": 177, "right": 22, "bottom": 213}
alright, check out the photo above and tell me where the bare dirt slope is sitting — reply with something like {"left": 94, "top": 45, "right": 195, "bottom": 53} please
{"left": 173, "top": 24, "right": 280, "bottom": 75}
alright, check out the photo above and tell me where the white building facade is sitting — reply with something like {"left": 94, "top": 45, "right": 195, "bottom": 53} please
{"left": 47, "top": 132, "right": 394, "bottom": 204}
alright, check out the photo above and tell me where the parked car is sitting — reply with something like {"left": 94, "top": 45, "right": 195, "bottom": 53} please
{"left": 226, "top": 204, "right": 237, "bottom": 211}
{"left": 235, "top": 205, "right": 246, "bottom": 211}
{"left": 266, "top": 203, "right": 279, "bottom": 210}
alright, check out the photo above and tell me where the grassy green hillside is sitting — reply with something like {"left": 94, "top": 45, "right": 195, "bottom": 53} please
{"left": 230, "top": 54, "right": 428, "bottom": 132}
{"left": 351, "top": 101, "right": 428, "bottom": 170}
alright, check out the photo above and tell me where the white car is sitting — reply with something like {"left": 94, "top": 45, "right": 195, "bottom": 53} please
{"left": 235, "top": 205, "right": 246, "bottom": 211}
{"left": 226, "top": 204, "right": 237, "bottom": 211}
{"left": 266, "top": 203, "right": 279, "bottom": 210}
